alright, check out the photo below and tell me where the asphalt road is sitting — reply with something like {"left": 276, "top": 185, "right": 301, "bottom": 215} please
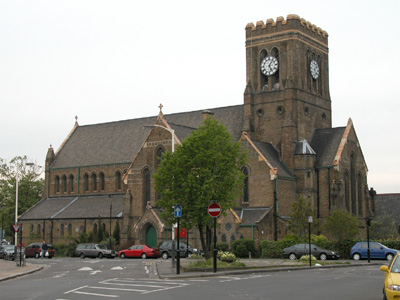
{"left": 0, "top": 258, "right": 384, "bottom": 300}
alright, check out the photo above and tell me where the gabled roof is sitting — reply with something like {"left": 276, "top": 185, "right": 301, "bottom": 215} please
{"left": 19, "top": 194, "right": 124, "bottom": 220}
{"left": 233, "top": 207, "right": 271, "bottom": 226}
{"left": 310, "top": 127, "right": 346, "bottom": 167}
{"left": 241, "top": 133, "right": 295, "bottom": 178}
{"left": 51, "top": 105, "right": 244, "bottom": 169}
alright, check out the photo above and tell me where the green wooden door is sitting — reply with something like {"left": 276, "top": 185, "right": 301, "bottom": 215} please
{"left": 145, "top": 225, "right": 157, "bottom": 247}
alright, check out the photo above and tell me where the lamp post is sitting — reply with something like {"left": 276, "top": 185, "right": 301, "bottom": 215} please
{"left": 15, "top": 162, "right": 34, "bottom": 245}
{"left": 108, "top": 194, "right": 113, "bottom": 249}
{"left": 308, "top": 216, "right": 313, "bottom": 267}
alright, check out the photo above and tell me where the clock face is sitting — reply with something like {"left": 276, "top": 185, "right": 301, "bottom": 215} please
{"left": 261, "top": 56, "right": 278, "bottom": 76}
{"left": 310, "top": 60, "right": 319, "bottom": 80}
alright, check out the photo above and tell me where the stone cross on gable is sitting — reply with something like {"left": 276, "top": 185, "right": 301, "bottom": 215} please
{"left": 159, "top": 103, "right": 163, "bottom": 113}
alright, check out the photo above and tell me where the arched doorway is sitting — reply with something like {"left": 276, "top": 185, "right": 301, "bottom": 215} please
{"left": 145, "top": 225, "right": 157, "bottom": 247}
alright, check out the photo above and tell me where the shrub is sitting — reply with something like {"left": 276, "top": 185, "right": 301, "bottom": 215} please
{"left": 233, "top": 244, "right": 248, "bottom": 258}
{"left": 300, "top": 255, "right": 316, "bottom": 261}
{"left": 232, "top": 239, "right": 256, "bottom": 258}
{"left": 216, "top": 242, "right": 229, "bottom": 252}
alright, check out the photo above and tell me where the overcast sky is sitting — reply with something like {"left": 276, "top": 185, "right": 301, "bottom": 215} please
{"left": 1, "top": 0, "right": 399, "bottom": 194}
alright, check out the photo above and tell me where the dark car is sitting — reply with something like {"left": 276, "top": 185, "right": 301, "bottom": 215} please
{"left": 3, "top": 245, "right": 16, "bottom": 260}
{"left": 351, "top": 242, "right": 398, "bottom": 261}
{"left": 159, "top": 240, "right": 202, "bottom": 259}
{"left": 25, "top": 243, "right": 55, "bottom": 258}
{"left": 75, "top": 243, "right": 116, "bottom": 259}
{"left": 283, "top": 243, "right": 340, "bottom": 260}
{"left": 118, "top": 244, "right": 160, "bottom": 259}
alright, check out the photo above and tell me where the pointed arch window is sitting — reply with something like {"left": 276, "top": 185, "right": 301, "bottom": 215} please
{"left": 351, "top": 153, "right": 356, "bottom": 215}
{"left": 241, "top": 167, "right": 249, "bottom": 203}
{"left": 69, "top": 175, "right": 74, "bottom": 193}
{"left": 37, "top": 224, "right": 41, "bottom": 235}
{"left": 92, "top": 173, "right": 97, "bottom": 191}
{"left": 156, "top": 147, "right": 165, "bottom": 169}
{"left": 143, "top": 168, "right": 151, "bottom": 212}
{"left": 344, "top": 171, "right": 350, "bottom": 212}
{"left": 115, "top": 171, "right": 122, "bottom": 190}
{"left": 93, "top": 223, "right": 98, "bottom": 236}
{"left": 100, "top": 172, "right": 105, "bottom": 191}
{"left": 357, "top": 173, "right": 363, "bottom": 217}
{"left": 84, "top": 174, "right": 89, "bottom": 192}
{"left": 60, "top": 223, "right": 64, "bottom": 237}
{"left": 55, "top": 176, "right": 60, "bottom": 193}
{"left": 62, "top": 175, "right": 67, "bottom": 193}
{"left": 68, "top": 224, "right": 72, "bottom": 236}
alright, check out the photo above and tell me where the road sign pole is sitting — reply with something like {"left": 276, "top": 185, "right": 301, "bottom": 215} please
{"left": 213, "top": 216, "right": 217, "bottom": 273}
{"left": 177, "top": 216, "right": 180, "bottom": 275}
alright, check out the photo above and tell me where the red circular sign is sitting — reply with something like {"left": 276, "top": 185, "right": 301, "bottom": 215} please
{"left": 208, "top": 203, "right": 221, "bottom": 217}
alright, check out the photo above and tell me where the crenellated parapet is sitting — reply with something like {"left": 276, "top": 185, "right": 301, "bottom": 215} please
{"left": 246, "top": 14, "right": 328, "bottom": 46}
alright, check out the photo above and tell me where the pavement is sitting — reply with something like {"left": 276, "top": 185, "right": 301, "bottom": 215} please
{"left": 0, "top": 257, "right": 383, "bottom": 282}
{"left": 156, "top": 258, "right": 383, "bottom": 279}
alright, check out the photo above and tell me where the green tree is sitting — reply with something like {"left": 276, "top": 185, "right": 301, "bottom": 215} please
{"left": 288, "top": 195, "right": 318, "bottom": 238}
{"left": 323, "top": 208, "right": 359, "bottom": 240}
{"left": 0, "top": 156, "right": 43, "bottom": 240}
{"left": 153, "top": 118, "right": 247, "bottom": 258}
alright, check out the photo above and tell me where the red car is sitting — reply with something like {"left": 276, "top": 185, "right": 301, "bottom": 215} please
{"left": 25, "top": 243, "right": 55, "bottom": 258}
{"left": 118, "top": 244, "right": 160, "bottom": 259}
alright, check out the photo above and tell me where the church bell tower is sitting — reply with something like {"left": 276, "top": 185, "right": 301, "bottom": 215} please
{"left": 243, "top": 15, "right": 331, "bottom": 169}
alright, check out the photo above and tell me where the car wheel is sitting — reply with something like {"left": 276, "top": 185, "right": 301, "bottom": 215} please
{"left": 288, "top": 253, "right": 297, "bottom": 260}
{"left": 120, "top": 253, "right": 126, "bottom": 259}
{"left": 141, "top": 253, "right": 147, "bottom": 259}
{"left": 386, "top": 253, "right": 394, "bottom": 261}
{"left": 319, "top": 253, "right": 327, "bottom": 260}
{"left": 35, "top": 252, "right": 40, "bottom": 259}
{"left": 80, "top": 253, "right": 85, "bottom": 259}
{"left": 98, "top": 253, "right": 103, "bottom": 259}
{"left": 352, "top": 253, "right": 361, "bottom": 260}
{"left": 162, "top": 252, "right": 169, "bottom": 260}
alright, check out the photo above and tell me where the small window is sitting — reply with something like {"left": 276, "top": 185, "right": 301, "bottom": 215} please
{"left": 92, "top": 173, "right": 97, "bottom": 191}
{"left": 55, "top": 176, "right": 60, "bottom": 193}
{"left": 84, "top": 174, "right": 89, "bottom": 192}
{"left": 69, "top": 175, "right": 74, "bottom": 193}
{"left": 100, "top": 173, "right": 105, "bottom": 191}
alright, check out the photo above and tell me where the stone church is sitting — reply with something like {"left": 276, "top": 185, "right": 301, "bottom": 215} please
{"left": 20, "top": 15, "right": 374, "bottom": 249}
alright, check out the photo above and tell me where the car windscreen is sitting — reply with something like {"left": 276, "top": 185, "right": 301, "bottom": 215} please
{"left": 97, "top": 245, "right": 108, "bottom": 249}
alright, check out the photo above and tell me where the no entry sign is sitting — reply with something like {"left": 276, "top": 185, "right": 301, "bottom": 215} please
{"left": 208, "top": 203, "right": 221, "bottom": 217}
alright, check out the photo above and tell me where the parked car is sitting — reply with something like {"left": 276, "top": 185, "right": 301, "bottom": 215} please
{"left": 118, "top": 244, "right": 160, "bottom": 259}
{"left": 283, "top": 243, "right": 340, "bottom": 260}
{"left": 75, "top": 243, "right": 116, "bottom": 259}
{"left": 25, "top": 243, "right": 55, "bottom": 258}
{"left": 159, "top": 240, "right": 202, "bottom": 259}
{"left": 380, "top": 252, "right": 400, "bottom": 299}
{"left": 351, "top": 242, "right": 398, "bottom": 261}
{"left": 3, "top": 245, "right": 16, "bottom": 260}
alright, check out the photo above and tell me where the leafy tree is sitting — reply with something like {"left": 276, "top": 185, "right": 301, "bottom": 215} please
{"left": 323, "top": 208, "right": 359, "bottom": 240}
{"left": 0, "top": 156, "right": 43, "bottom": 241}
{"left": 153, "top": 118, "right": 247, "bottom": 258}
{"left": 113, "top": 221, "right": 120, "bottom": 245}
{"left": 288, "top": 195, "right": 318, "bottom": 238}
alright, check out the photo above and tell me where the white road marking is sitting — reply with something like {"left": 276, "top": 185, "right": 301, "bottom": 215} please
{"left": 78, "top": 267, "right": 93, "bottom": 271}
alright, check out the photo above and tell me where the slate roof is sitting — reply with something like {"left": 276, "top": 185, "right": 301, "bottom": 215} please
{"left": 252, "top": 141, "right": 296, "bottom": 178}
{"left": 310, "top": 127, "right": 346, "bottom": 167}
{"left": 20, "top": 194, "right": 124, "bottom": 220}
{"left": 233, "top": 207, "right": 271, "bottom": 226}
{"left": 374, "top": 194, "right": 400, "bottom": 222}
{"left": 51, "top": 105, "right": 244, "bottom": 169}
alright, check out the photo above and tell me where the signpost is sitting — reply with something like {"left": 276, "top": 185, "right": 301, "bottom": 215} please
{"left": 208, "top": 203, "right": 221, "bottom": 273}
{"left": 174, "top": 206, "right": 182, "bottom": 274}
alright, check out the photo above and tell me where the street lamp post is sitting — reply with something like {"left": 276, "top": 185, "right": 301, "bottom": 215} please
{"left": 308, "top": 216, "right": 313, "bottom": 267}
{"left": 108, "top": 194, "right": 113, "bottom": 249}
{"left": 1, "top": 203, "right": 4, "bottom": 241}
{"left": 15, "top": 162, "right": 34, "bottom": 245}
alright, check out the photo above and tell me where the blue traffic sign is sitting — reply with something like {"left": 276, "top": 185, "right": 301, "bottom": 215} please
{"left": 174, "top": 206, "right": 182, "bottom": 218}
